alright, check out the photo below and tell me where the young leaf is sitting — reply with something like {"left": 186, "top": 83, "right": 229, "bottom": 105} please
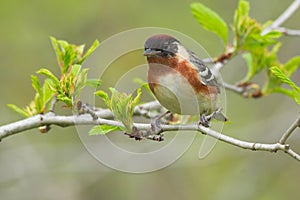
{"left": 191, "top": 2, "right": 228, "bottom": 44}
{"left": 78, "top": 40, "right": 100, "bottom": 64}
{"left": 270, "top": 66, "right": 300, "bottom": 105}
{"left": 293, "top": 90, "right": 300, "bottom": 105}
{"left": 134, "top": 78, "right": 153, "bottom": 95}
{"left": 73, "top": 68, "right": 89, "bottom": 98}
{"left": 86, "top": 79, "right": 101, "bottom": 88}
{"left": 89, "top": 125, "right": 121, "bottom": 135}
{"left": 36, "top": 68, "right": 59, "bottom": 85}
{"left": 242, "top": 53, "right": 254, "bottom": 81}
{"left": 43, "top": 79, "right": 54, "bottom": 107}
{"left": 63, "top": 46, "right": 76, "bottom": 73}
{"left": 95, "top": 90, "right": 111, "bottom": 108}
{"left": 234, "top": 0, "right": 249, "bottom": 35}
{"left": 31, "top": 75, "right": 41, "bottom": 95}
{"left": 283, "top": 56, "right": 300, "bottom": 77}
{"left": 7, "top": 104, "right": 30, "bottom": 117}
{"left": 70, "top": 64, "right": 82, "bottom": 77}
{"left": 109, "top": 88, "right": 140, "bottom": 132}
{"left": 272, "top": 87, "right": 294, "bottom": 98}
{"left": 34, "top": 93, "right": 42, "bottom": 113}
{"left": 57, "top": 95, "right": 72, "bottom": 106}
{"left": 50, "top": 36, "right": 64, "bottom": 67}
{"left": 270, "top": 67, "right": 297, "bottom": 88}
{"left": 131, "top": 88, "right": 142, "bottom": 111}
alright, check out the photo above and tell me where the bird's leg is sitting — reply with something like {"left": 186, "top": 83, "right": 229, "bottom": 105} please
{"left": 199, "top": 108, "right": 224, "bottom": 127}
{"left": 199, "top": 113, "right": 211, "bottom": 127}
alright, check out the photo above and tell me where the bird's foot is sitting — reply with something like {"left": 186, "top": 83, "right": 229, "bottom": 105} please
{"left": 199, "top": 113, "right": 211, "bottom": 127}
{"left": 198, "top": 108, "right": 226, "bottom": 127}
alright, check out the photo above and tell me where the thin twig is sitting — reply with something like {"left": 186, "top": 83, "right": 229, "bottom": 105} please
{"left": 82, "top": 104, "right": 99, "bottom": 120}
{"left": 223, "top": 82, "right": 244, "bottom": 95}
{"left": 279, "top": 116, "right": 300, "bottom": 144}
{"left": 222, "top": 82, "right": 262, "bottom": 98}
{"left": 49, "top": 96, "right": 57, "bottom": 113}
{"left": 262, "top": 0, "right": 300, "bottom": 35}
{"left": 275, "top": 27, "right": 300, "bottom": 36}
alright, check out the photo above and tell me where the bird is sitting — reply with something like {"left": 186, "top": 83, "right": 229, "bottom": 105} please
{"left": 144, "top": 34, "right": 227, "bottom": 127}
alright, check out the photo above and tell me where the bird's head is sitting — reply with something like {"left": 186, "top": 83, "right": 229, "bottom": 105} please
{"left": 143, "top": 34, "right": 181, "bottom": 58}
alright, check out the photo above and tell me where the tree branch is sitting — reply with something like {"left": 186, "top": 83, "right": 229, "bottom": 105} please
{"left": 274, "top": 27, "right": 300, "bottom": 36}
{"left": 223, "top": 82, "right": 244, "bottom": 95}
{"left": 1, "top": 101, "right": 299, "bottom": 161}
{"left": 0, "top": 101, "right": 161, "bottom": 141}
{"left": 262, "top": 0, "right": 300, "bottom": 35}
{"left": 279, "top": 116, "right": 300, "bottom": 144}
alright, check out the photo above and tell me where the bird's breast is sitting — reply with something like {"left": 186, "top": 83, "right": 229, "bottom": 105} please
{"left": 147, "top": 60, "right": 217, "bottom": 115}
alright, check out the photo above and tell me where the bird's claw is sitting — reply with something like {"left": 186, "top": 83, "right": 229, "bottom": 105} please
{"left": 199, "top": 114, "right": 210, "bottom": 127}
{"left": 199, "top": 108, "right": 225, "bottom": 127}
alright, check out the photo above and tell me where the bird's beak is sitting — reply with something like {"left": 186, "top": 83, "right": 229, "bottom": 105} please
{"left": 143, "top": 48, "right": 161, "bottom": 56}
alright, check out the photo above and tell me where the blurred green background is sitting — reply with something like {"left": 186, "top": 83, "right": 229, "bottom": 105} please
{"left": 1, "top": 0, "right": 300, "bottom": 199}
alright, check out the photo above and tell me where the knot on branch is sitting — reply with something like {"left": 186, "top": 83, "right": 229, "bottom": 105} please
{"left": 237, "top": 82, "right": 262, "bottom": 98}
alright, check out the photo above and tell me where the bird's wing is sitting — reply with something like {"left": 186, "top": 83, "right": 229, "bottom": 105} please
{"left": 188, "top": 51, "right": 221, "bottom": 93}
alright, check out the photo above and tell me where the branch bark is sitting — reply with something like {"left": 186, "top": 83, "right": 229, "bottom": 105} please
{"left": 262, "top": 0, "right": 300, "bottom": 35}
{"left": 274, "top": 27, "right": 300, "bottom": 36}
{"left": 1, "top": 101, "right": 299, "bottom": 161}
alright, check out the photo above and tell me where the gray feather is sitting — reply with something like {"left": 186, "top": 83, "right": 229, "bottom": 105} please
{"left": 188, "top": 50, "right": 221, "bottom": 93}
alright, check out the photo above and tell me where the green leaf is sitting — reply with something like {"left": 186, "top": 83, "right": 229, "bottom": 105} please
{"left": 133, "top": 78, "right": 153, "bottom": 95}
{"left": 7, "top": 104, "right": 29, "bottom": 117}
{"left": 131, "top": 88, "right": 142, "bottom": 111}
{"left": 73, "top": 68, "right": 89, "bottom": 98}
{"left": 242, "top": 53, "right": 254, "bottom": 81}
{"left": 191, "top": 2, "right": 228, "bottom": 44}
{"left": 270, "top": 67, "right": 297, "bottom": 88}
{"left": 50, "top": 36, "right": 64, "bottom": 67}
{"left": 109, "top": 88, "right": 140, "bottom": 132}
{"left": 272, "top": 87, "right": 294, "bottom": 98}
{"left": 86, "top": 79, "right": 101, "bottom": 88}
{"left": 77, "top": 68, "right": 89, "bottom": 87}
{"left": 34, "top": 93, "right": 42, "bottom": 113}
{"left": 36, "top": 68, "right": 59, "bottom": 85}
{"left": 234, "top": 0, "right": 249, "bottom": 27}
{"left": 95, "top": 90, "right": 111, "bottom": 108}
{"left": 78, "top": 40, "right": 99, "bottom": 64}
{"left": 234, "top": 0, "right": 249, "bottom": 36}
{"left": 235, "top": 0, "right": 249, "bottom": 18}
{"left": 57, "top": 95, "right": 72, "bottom": 106}
{"left": 264, "top": 30, "right": 282, "bottom": 39}
{"left": 63, "top": 46, "right": 76, "bottom": 73}
{"left": 270, "top": 66, "right": 300, "bottom": 105}
{"left": 293, "top": 89, "right": 300, "bottom": 105}
{"left": 70, "top": 64, "right": 81, "bottom": 77}
{"left": 43, "top": 79, "right": 54, "bottom": 107}
{"left": 76, "top": 44, "right": 85, "bottom": 56}
{"left": 89, "top": 125, "right": 121, "bottom": 135}
{"left": 31, "top": 75, "right": 41, "bottom": 95}
{"left": 283, "top": 56, "right": 300, "bottom": 77}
